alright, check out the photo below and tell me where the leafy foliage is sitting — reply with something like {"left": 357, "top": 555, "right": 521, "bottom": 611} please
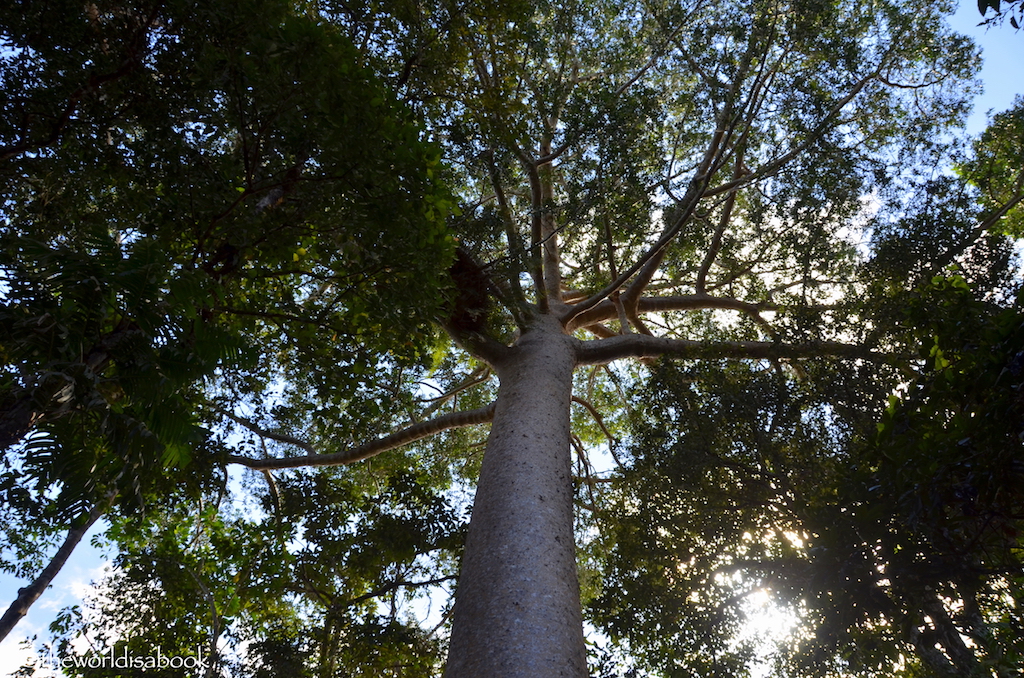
{"left": 593, "top": 276, "right": 1023, "bottom": 677}
{"left": 961, "top": 97, "right": 1024, "bottom": 238}
{"left": 2, "top": 1, "right": 459, "bottom": 669}
{"left": 0, "top": 0, "right": 455, "bottom": 515}
{"left": 44, "top": 465, "right": 464, "bottom": 677}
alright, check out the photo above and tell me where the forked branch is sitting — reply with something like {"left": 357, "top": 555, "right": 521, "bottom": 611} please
{"left": 563, "top": 129, "right": 727, "bottom": 326}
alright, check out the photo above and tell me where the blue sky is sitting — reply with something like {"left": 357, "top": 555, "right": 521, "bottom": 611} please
{"left": 949, "top": 2, "right": 1022, "bottom": 133}
{"left": 1, "top": 7, "right": 1022, "bottom": 676}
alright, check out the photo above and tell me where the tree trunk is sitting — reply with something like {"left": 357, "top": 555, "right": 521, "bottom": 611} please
{"left": 0, "top": 498, "right": 109, "bottom": 642}
{"left": 444, "top": 317, "right": 587, "bottom": 678}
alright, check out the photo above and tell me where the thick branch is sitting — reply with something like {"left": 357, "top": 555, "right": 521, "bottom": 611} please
{"left": 538, "top": 139, "right": 562, "bottom": 306}
{"left": 576, "top": 335, "right": 878, "bottom": 366}
{"left": 585, "top": 323, "right": 618, "bottom": 340}
{"left": 568, "top": 293, "right": 775, "bottom": 332}
{"left": 516, "top": 133, "right": 564, "bottom": 311}
{"left": 486, "top": 152, "right": 531, "bottom": 317}
{"left": 226, "top": 403, "right": 496, "bottom": 470}
{"left": 615, "top": 26, "right": 777, "bottom": 314}
{"left": 697, "top": 150, "right": 748, "bottom": 294}
{"left": 440, "top": 323, "right": 512, "bottom": 367}
{"left": 0, "top": 494, "right": 113, "bottom": 642}
{"left": 519, "top": 151, "right": 549, "bottom": 308}
{"left": 620, "top": 130, "right": 727, "bottom": 308}
{"left": 565, "top": 130, "right": 726, "bottom": 327}
{"left": 640, "top": 294, "right": 777, "bottom": 338}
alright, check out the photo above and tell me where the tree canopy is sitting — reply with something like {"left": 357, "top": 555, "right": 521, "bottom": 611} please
{"left": 1, "top": 0, "right": 1022, "bottom": 676}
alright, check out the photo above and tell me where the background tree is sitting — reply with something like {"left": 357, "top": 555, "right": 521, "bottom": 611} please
{"left": 594, "top": 277, "right": 1023, "bottom": 677}
{"left": 978, "top": 0, "right": 1024, "bottom": 30}
{"left": 2, "top": 0, "right": 1021, "bottom": 677}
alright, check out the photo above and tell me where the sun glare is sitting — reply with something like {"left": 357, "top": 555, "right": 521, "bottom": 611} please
{"left": 740, "top": 588, "right": 802, "bottom": 677}
{"left": 744, "top": 589, "right": 799, "bottom": 640}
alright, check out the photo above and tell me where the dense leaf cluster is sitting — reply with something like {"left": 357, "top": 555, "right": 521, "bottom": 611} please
{"left": 0, "top": 0, "right": 454, "bottom": 514}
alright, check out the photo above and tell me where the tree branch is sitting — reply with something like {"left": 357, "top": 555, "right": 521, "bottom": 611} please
{"left": 563, "top": 129, "right": 727, "bottom": 327}
{"left": 222, "top": 410, "right": 316, "bottom": 454}
{"left": 571, "top": 396, "right": 618, "bottom": 448}
{"left": 332, "top": 574, "right": 458, "bottom": 614}
{"left": 0, "top": 492, "right": 115, "bottom": 642}
{"left": 579, "top": 64, "right": 880, "bottom": 332}
{"left": 925, "top": 179, "right": 1024, "bottom": 279}
{"left": 568, "top": 293, "right": 776, "bottom": 331}
{"left": 486, "top": 151, "right": 531, "bottom": 318}
{"left": 418, "top": 365, "right": 492, "bottom": 419}
{"left": 697, "top": 149, "right": 749, "bottom": 294}
{"left": 576, "top": 335, "right": 880, "bottom": 366}
{"left": 226, "top": 403, "right": 496, "bottom": 470}
{"left": 704, "top": 70, "right": 880, "bottom": 198}
{"left": 538, "top": 138, "right": 563, "bottom": 306}
{"left": 518, "top": 148, "right": 552, "bottom": 310}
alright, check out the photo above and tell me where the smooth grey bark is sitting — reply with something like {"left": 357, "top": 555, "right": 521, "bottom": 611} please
{"left": 0, "top": 498, "right": 108, "bottom": 642}
{"left": 227, "top": 403, "right": 496, "bottom": 469}
{"left": 444, "top": 316, "right": 587, "bottom": 678}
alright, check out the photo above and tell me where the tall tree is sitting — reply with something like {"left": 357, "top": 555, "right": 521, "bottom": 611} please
{"left": 2, "top": 1, "right": 1021, "bottom": 677}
